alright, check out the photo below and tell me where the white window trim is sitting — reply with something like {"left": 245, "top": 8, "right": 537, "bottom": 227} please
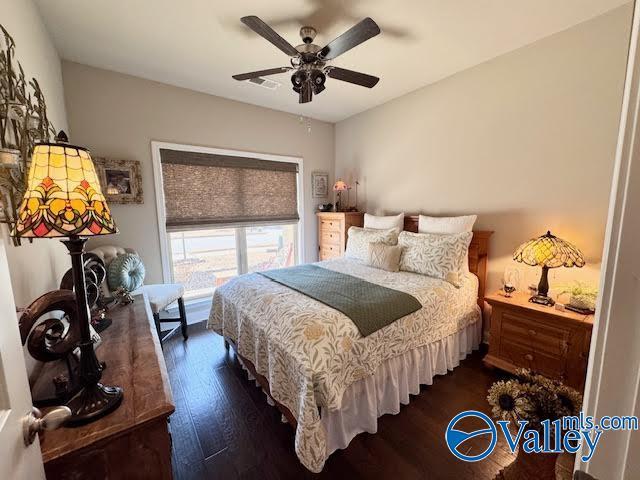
{"left": 151, "top": 141, "right": 304, "bottom": 284}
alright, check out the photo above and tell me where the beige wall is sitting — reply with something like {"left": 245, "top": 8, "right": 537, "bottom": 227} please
{"left": 335, "top": 5, "right": 632, "bottom": 296}
{"left": 62, "top": 62, "right": 335, "bottom": 284}
{"left": 53, "top": 6, "right": 631, "bottom": 298}
{"left": 2, "top": 0, "right": 69, "bottom": 309}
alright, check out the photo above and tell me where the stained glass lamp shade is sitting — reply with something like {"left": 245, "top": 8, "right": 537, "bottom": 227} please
{"left": 12, "top": 141, "right": 117, "bottom": 238}
{"left": 11, "top": 132, "right": 122, "bottom": 425}
{"left": 513, "top": 231, "right": 585, "bottom": 306}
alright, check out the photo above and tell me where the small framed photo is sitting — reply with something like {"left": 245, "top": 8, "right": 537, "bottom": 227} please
{"left": 94, "top": 158, "right": 143, "bottom": 204}
{"left": 311, "top": 171, "right": 329, "bottom": 198}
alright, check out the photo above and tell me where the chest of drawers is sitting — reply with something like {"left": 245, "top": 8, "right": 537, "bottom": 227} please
{"left": 316, "top": 212, "right": 364, "bottom": 260}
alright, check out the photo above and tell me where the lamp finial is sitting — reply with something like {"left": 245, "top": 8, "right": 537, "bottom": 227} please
{"left": 55, "top": 130, "right": 69, "bottom": 143}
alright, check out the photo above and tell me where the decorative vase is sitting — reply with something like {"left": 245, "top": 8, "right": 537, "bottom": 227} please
{"left": 494, "top": 437, "right": 559, "bottom": 480}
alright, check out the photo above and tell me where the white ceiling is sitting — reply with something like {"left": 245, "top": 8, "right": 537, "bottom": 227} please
{"left": 35, "top": 0, "right": 630, "bottom": 123}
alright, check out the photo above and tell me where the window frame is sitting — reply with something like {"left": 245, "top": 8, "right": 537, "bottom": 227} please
{"left": 151, "top": 141, "right": 304, "bottom": 285}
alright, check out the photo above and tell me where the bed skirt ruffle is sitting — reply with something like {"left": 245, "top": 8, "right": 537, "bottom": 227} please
{"left": 236, "top": 319, "right": 481, "bottom": 466}
{"left": 321, "top": 318, "right": 481, "bottom": 456}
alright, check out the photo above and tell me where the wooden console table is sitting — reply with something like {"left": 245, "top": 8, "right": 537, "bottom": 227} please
{"left": 38, "top": 294, "right": 175, "bottom": 479}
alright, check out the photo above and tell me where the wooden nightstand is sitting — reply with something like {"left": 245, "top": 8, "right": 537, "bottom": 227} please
{"left": 316, "top": 212, "right": 364, "bottom": 260}
{"left": 484, "top": 292, "right": 594, "bottom": 390}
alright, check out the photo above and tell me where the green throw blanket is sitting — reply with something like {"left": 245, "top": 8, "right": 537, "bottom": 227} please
{"left": 258, "top": 264, "right": 422, "bottom": 337}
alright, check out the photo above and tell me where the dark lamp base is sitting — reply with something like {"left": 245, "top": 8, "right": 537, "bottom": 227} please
{"left": 529, "top": 294, "right": 555, "bottom": 306}
{"left": 65, "top": 382, "right": 123, "bottom": 426}
{"left": 62, "top": 236, "right": 123, "bottom": 426}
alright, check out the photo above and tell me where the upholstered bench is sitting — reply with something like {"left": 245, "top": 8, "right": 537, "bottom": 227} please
{"left": 89, "top": 245, "right": 188, "bottom": 344}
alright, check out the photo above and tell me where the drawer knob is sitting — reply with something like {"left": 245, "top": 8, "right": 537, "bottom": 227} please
{"left": 528, "top": 329, "right": 537, "bottom": 336}
{"left": 524, "top": 354, "right": 534, "bottom": 362}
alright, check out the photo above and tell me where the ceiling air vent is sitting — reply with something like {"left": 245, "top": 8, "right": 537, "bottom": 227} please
{"left": 248, "top": 77, "right": 280, "bottom": 90}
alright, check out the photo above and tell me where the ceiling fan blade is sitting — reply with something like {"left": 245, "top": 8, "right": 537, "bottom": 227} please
{"left": 241, "top": 16, "right": 300, "bottom": 57}
{"left": 326, "top": 67, "right": 379, "bottom": 88}
{"left": 232, "top": 67, "right": 292, "bottom": 81}
{"left": 318, "top": 18, "right": 380, "bottom": 60}
{"left": 299, "top": 86, "right": 313, "bottom": 104}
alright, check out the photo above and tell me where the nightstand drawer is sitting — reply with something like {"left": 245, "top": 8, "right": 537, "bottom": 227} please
{"left": 499, "top": 339, "right": 567, "bottom": 379}
{"left": 319, "top": 219, "right": 342, "bottom": 233}
{"left": 500, "top": 311, "right": 571, "bottom": 357}
{"left": 321, "top": 230, "right": 341, "bottom": 246}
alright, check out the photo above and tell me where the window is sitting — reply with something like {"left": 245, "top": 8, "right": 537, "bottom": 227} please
{"left": 169, "top": 224, "right": 297, "bottom": 299}
{"left": 153, "top": 143, "right": 303, "bottom": 300}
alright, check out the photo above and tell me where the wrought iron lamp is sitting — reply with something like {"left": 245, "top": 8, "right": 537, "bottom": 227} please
{"left": 513, "top": 231, "right": 585, "bottom": 306}
{"left": 11, "top": 131, "right": 122, "bottom": 425}
{"left": 333, "top": 179, "right": 349, "bottom": 212}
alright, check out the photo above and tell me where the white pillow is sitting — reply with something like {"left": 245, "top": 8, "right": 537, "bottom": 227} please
{"left": 418, "top": 214, "right": 477, "bottom": 234}
{"left": 398, "top": 231, "right": 472, "bottom": 287}
{"left": 364, "top": 213, "right": 405, "bottom": 232}
{"left": 345, "top": 227, "right": 399, "bottom": 261}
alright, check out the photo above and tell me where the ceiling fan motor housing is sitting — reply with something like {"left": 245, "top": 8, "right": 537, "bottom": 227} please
{"left": 300, "top": 26, "right": 317, "bottom": 44}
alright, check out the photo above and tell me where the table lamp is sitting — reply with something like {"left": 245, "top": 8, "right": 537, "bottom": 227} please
{"left": 12, "top": 131, "right": 122, "bottom": 425}
{"left": 513, "top": 231, "right": 585, "bottom": 306}
{"left": 333, "top": 179, "right": 349, "bottom": 212}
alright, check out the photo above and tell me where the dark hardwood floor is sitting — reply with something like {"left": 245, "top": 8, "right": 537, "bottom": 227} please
{"left": 164, "top": 322, "right": 573, "bottom": 480}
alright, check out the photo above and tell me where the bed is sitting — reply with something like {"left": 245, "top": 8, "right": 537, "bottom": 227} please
{"left": 207, "top": 216, "right": 492, "bottom": 472}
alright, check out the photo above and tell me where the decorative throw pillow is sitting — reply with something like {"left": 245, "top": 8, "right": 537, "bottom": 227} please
{"left": 107, "top": 253, "right": 146, "bottom": 292}
{"left": 364, "top": 212, "right": 405, "bottom": 232}
{"left": 398, "top": 231, "right": 472, "bottom": 286}
{"left": 345, "top": 227, "right": 399, "bottom": 261}
{"left": 367, "top": 242, "right": 402, "bottom": 272}
{"left": 418, "top": 214, "right": 477, "bottom": 234}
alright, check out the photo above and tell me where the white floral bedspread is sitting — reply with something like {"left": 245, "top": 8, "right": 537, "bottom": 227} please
{"left": 207, "top": 258, "right": 480, "bottom": 472}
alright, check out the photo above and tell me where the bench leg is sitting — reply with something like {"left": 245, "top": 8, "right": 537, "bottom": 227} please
{"left": 177, "top": 297, "right": 188, "bottom": 341}
{"left": 153, "top": 312, "right": 163, "bottom": 349}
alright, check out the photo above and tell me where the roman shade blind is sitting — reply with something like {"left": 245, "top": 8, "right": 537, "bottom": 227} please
{"left": 160, "top": 148, "right": 299, "bottom": 230}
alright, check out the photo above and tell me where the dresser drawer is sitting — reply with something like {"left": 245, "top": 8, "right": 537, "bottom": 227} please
{"left": 499, "top": 311, "right": 571, "bottom": 357}
{"left": 321, "top": 230, "right": 341, "bottom": 246}
{"left": 320, "top": 245, "right": 341, "bottom": 260}
{"left": 319, "top": 218, "right": 342, "bottom": 233}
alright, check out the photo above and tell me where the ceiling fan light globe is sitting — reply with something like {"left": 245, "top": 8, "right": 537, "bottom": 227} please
{"left": 311, "top": 70, "right": 326, "bottom": 86}
{"left": 291, "top": 70, "right": 307, "bottom": 87}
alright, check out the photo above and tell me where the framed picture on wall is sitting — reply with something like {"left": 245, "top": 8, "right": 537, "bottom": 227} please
{"left": 94, "top": 157, "right": 144, "bottom": 204}
{"left": 311, "top": 171, "right": 329, "bottom": 198}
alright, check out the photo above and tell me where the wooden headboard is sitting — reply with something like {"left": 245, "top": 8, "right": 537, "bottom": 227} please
{"left": 403, "top": 215, "right": 493, "bottom": 309}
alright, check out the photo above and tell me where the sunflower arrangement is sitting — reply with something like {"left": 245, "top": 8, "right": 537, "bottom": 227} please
{"left": 487, "top": 369, "right": 582, "bottom": 431}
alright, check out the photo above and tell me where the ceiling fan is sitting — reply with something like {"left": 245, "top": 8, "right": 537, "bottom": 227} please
{"left": 233, "top": 16, "right": 381, "bottom": 104}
